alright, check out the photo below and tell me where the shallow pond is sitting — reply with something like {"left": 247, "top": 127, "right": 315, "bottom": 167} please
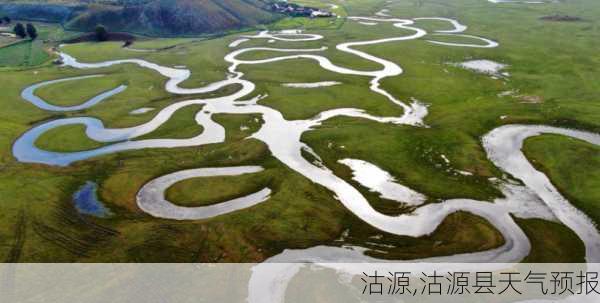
{"left": 73, "top": 181, "right": 113, "bottom": 218}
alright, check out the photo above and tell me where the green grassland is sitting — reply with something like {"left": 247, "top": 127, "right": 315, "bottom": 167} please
{"left": 0, "top": 39, "right": 49, "bottom": 67}
{"left": 524, "top": 135, "right": 600, "bottom": 226}
{"left": 0, "top": 22, "right": 81, "bottom": 67}
{"left": 0, "top": 0, "right": 598, "bottom": 262}
{"left": 35, "top": 76, "right": 124, "bottom": 107}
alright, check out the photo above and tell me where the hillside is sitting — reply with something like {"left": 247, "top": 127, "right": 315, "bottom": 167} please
{"left": 0, "top": 0, "right": 281, "bottom": 36}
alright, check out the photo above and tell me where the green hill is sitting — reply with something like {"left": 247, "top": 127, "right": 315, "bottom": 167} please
{"left": 0, "top": 0, "right": 281, "bottom": 36}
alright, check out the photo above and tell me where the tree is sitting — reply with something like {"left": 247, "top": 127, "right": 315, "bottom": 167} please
{"left": 95, "top": 25, "right": 108, "bottom": 41}
{"left": 26, "top": 23, "right": 38, "bottom": 40}
{"left": 13, "top": 23, "right": 26, "bottom": 39}
{"left": 3, "top": 16, "right": 10, "bottom": 24}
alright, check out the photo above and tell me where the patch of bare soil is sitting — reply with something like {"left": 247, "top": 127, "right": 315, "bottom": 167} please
{"left": 519, "top": 95, "right": 544, "bottom": 104}
{"left": 540, "top": 15, "right": 582, "bottom": 22}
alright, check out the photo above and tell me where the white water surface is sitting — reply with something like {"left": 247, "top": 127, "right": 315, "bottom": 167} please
{"left": 427, "top": 33, "right": 499, "bottom": 48}
{"left": 338, "top": 158, "right": 426, "bottom": 205}
{"left": 282, "top": 81, "right": 341, "bottom": 88}
{"left": 129, "top": 107, "right": 155, "bottom": 115}
{"left": 137, "top": 166, "right": 271, "bottom": 220}
{"left": 414, "top": 17, "right": 468, "bottom": 33}
{"left": 229, "top": 38, "right": 249, "bottom": 48}
{"left": 22, "top": 75, "right": 126, "bottom": 111}
{"left": 458, "top": 59, "right": 507, "bottom": 75}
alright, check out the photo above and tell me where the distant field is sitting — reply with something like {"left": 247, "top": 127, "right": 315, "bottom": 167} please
{"left": 0, "top": 22, "right": 80, "bottom": 67}
{"left": 265, "top": 0, "right": 347, "bottom": 31}
{"left": 0, "top": 40, "right": 49, "bottom": 66}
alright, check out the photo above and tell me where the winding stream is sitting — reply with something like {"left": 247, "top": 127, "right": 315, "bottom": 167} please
{"left": 22, "top": 75, "right": 127, "bottom": 111}
{"left": 11, "top": 14, "right": 600, "bottom": 302}
{"left": 137, "top": 166, "right": 271, "bottom": 220}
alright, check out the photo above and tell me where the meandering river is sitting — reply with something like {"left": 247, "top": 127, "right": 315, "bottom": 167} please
{"left": 12, "top": 14, "right": 600, "bottom": 302}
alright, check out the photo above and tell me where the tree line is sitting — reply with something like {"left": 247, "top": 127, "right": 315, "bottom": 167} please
{"left": 6, "top": 18, "right": 109, "bottom": 42}
{"left": 13, "top": 23, "right": 38, "bottom": 40}
{"left": 2, "top": 15, "right": 39, "bottom": 40}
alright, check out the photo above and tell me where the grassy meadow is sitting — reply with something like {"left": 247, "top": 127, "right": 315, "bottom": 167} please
{"left": 0, "top": 0, "right": 598, "bottom": 262}
{"left": 0, "top": 22, "right": 81, "bottom": 67}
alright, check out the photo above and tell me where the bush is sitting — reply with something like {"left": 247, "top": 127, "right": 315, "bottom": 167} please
{"left": 26, "top": 23, "right": 38, "bottom": 40}
{"left": 95, "top": 25, "right": 108, "bottom": 41}
{"left": 13, "top": 23, "right": 26, "bottom": 39}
